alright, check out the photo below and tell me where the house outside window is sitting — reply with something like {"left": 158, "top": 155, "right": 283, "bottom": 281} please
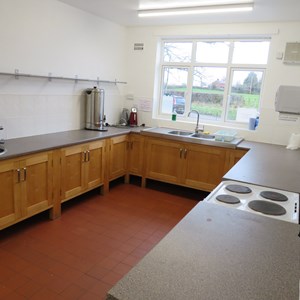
{"left": 157, "top": 38, "right": 270, "bottom": 125}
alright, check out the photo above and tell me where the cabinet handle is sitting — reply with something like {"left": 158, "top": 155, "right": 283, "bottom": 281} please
{"left": 184, "top": 149, "right": 188, "bottom": 159}
{"left": 17, "top": 168, "right": 21, "bottom": 183}
{"left": 23, "top": 167, "right": 27, "bottom": 181}
{"left": 179, "top": 148, "right": 183, "bottom": 158}
{"left": 83, "top": 151, "right": 86, "bottom": 162}
{"left": 87, "top": 150, "right": 90, "bottom": 162}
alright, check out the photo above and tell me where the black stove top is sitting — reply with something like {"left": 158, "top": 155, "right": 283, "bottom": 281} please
{"left": 260, "top": 191, "right": 288, "bottom": 202}
{"left": 225, "top": 184, "right": 252, "bottom": 194}
{"left": 248, "top": 200, "right": 287, "bottom": 216}
{"left": 216, "top": 194, "right": 240, "bottom": 204}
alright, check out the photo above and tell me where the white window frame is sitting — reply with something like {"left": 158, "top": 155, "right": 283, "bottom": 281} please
{"left": 154, "top": 37, "right": 270, "bottom": 127}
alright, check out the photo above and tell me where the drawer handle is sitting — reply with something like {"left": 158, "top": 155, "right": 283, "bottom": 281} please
{"left": 22, "top": 167, "right": 27, "bottom": 181}
{"left": 179, "top": 148, "right": 183, "bottom": 158}
{"left": 17, "top": 168, "right": 21, "bottom": 183}
{"left": 184, "top": 149, "right": 188, "bottom": 159}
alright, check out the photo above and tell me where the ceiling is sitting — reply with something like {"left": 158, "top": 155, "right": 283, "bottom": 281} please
{"left": 57, "top": 0, "right": 300, "bottom": 27}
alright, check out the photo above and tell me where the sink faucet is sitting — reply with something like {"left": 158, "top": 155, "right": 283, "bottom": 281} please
{"left": 188, "top": 110, "right": 202, "bottom": 134}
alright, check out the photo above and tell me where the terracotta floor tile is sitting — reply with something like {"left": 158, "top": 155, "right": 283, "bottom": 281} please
{"left": 126, "top": 237, "right": 144, "bottom": 247}
{"left": 0, "top": 264, "right": 15, "bottom": 283}
{"left": 101, "top": 271, "right": 124, "bottom": 286}
{"left": 97, "top": 257, "right": 120, "bottom": 270}
{"left": 1, "top": 273, "right": 30, "bottom": 291}
{"left": 86, "top": 265, "right": 110, "bottom": 280}
{"left": 0, "top": 291, "right": 27, "bottom": 300}
{"left": 0, "top": 284, "right": 13, "bottom": 299}
{"left": 78, "top": 291, "right": 104, "bottom": 300}
{"left": 112, "top": 262, "right": 133, "bottom": 276}
{"left": 89, "top": 280, "right": 112, "bottom": 298}
{"left": 15, "top": 279, "right": 42, "bottom": 298}
{"left": 117, "top": 242, "right": 137, "bottom": 254}
{"left": 59, "top": 284, "right": 86, "bottom": 299}
{"left": 108, "top": 250, "right": 128, "bottom": 262}
{"left": 122, "top": 254, "right": 141, "bottom": 267}
{"left": 30, "top": 287, "right": 65, "bottom": 300}
{"left": 72, "top": 274, "right": 99, "bottom": 290}
{"left": 0, "top": 182, "right": 199, "bottom": 299}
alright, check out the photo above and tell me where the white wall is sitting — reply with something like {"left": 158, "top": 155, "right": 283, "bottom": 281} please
{"left": 0, "top": 0, "right": 127, "bottom": 139}
{"left": 125, "top": 22, "right": 300, "bottom": 146}
{"left": 1, "top": 2, "right": 299, "bottom": 146}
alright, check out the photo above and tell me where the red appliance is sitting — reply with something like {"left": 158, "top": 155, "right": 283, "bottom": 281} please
{"left": 129, "top": 107, "right": 138, "bottom": 126}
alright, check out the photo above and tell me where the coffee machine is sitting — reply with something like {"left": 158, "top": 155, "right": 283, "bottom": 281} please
{"left": 129, "top": 107, "right": 138, "bottom": 126}
{"left": 85, "top": 87, "right": 107, "bottom": 131}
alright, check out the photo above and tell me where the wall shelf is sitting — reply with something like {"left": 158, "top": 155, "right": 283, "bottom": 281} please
{"left": 0, "top": 69, "right": 127, "bottom": 85}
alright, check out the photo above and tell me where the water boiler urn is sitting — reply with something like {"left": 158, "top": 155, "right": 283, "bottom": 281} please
{"left": 85, "top": 87, "right": 107, "bottom": 131}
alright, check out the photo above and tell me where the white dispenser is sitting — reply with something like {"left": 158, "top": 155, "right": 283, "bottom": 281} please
{"left": 275, "top": 85, "right": 300, "bottom": 114}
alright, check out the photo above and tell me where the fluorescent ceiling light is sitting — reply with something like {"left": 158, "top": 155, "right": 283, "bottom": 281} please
{"left": 138, "top": 2, "right": 253, "bottom": 17}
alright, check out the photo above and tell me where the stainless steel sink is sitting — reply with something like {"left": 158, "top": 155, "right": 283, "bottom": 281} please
{"left": 168, "top": 130, "right": 193, "bottom": 136}
{"left": 191, "top": 133, "right": 215, "bottom": 140}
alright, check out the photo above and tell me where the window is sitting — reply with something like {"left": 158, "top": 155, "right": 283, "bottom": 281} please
{"left": 158, "top": 39, "right": 270, "bottom": 124}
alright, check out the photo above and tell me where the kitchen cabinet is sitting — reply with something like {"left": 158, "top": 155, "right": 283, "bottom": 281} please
{"left": 61, "top": 140, "right": 105, "bottom": 202}
{"left": 144, "top": 137, "right": 236, "bottom": 192}
{"left": 108, "top": 135, "right": 128, "bottom": 181}
{"left": 0, "top": 151, "right": 53, "bottom": 230}
{"left": 183, "top": 143, "right": 227, "bottom": 191}
{"left": 144, "top": 138, "right": 183, "bottom": 185}
{"left": 127, "top": 133, "right": 144, "bottom": 177}
{"left": 224, "top": 148, "right": 248, "bottom": 173}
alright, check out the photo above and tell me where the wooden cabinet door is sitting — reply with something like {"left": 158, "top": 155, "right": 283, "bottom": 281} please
{"left": 128, "top": 134, "right": 144, "bottom": 176}
{"left": 224, "top": 149, "right": 248, "bottom": 173}
{"left": 145, "top": 138, "right": 183, "bottom": 184}
{"left": 0, "top": 159, "right": 21, "bottom": 229}
{"left": 86, "top": 140, "right": 105, "bottom": 190}
{"left": 61, "top": 144, "right": 86, "bottom": 201}
{"left": 21, "top": 152, "right": 53, "bottom": 217}
{"left": 109, "top": 135, "right": 128, "bottom": 180}
{"left": 182, "top": 144, "right": 227, "bottom": 192}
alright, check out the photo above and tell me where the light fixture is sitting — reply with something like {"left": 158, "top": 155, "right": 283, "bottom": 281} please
{"left": 138, "top": 2, "right": 253, "bottom": 17}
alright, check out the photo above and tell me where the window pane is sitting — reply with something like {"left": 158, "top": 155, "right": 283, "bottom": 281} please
{"left": 232, "top": 41, "right": 270, "bottom": 64}
{"left": 163, "top": 42, "right": 192, "bottom": 62}
{"left": 161, "top": 67, "right": 188, "bottom": 115}
{"left": 191, "top": 67, "right": 227, "bottom": 120}
{"left": 196, "top": 41, "right": 230, "bottom": 63}
{"left": 227, "top": 70, "right": 263, "bottom": 122}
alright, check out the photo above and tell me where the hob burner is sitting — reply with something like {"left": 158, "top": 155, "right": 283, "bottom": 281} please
{"left": 260, "top": 191, "right": 288, "bottom": 202}
{"left": 248, "top": 200, "right": 286, "bottom": 216}
{"left": 225, "top": 184, "right": 252, "bottom": 194}
{"left": 216, "top": 194, "right": 240, "bottom": 204}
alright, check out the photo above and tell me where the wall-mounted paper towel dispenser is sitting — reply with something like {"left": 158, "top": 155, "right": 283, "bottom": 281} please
{"left": 275, "top": 85, "right": 300, "bottom": 114}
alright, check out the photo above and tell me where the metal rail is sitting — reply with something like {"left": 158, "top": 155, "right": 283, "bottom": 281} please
{"left": 0, "top": 69, "right": 127, "bottom": 85}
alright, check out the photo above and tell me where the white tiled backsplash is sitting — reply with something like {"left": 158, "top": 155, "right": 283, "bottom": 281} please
{"left": 0, "top": 94, "right": 85, "bottom": 139}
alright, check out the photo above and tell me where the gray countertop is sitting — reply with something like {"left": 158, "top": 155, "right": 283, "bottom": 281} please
{"left": 1, "top": 127, "right": 300, "bottom": 194}
{"left": 1, "top": 128, "right": 300, "bottom": 194}
{"left": 225, "top": 140, "right": 300, "bottom": 193}
{"left": 0, "top": 126, "right": 143, "bottom": 160}
{"left": 107, "top": 202, "right": 300, "bottom": 300}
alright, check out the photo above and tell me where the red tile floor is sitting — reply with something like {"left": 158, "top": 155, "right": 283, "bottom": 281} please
{"left": 0, "top": 179, "right": 207, "bottom": 299}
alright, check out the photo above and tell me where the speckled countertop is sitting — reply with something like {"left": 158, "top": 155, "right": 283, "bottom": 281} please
{"left": 1, "top": 127, "right": 300, "bottom": 193}
{"left": 224, "top": 140, "right": 300, "bottom": 193}
{"left": 0, "top": 126, "right": 143, "bottom": 160}
{"left": 107, "top": 202, "right": 300, "bottom": 300}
